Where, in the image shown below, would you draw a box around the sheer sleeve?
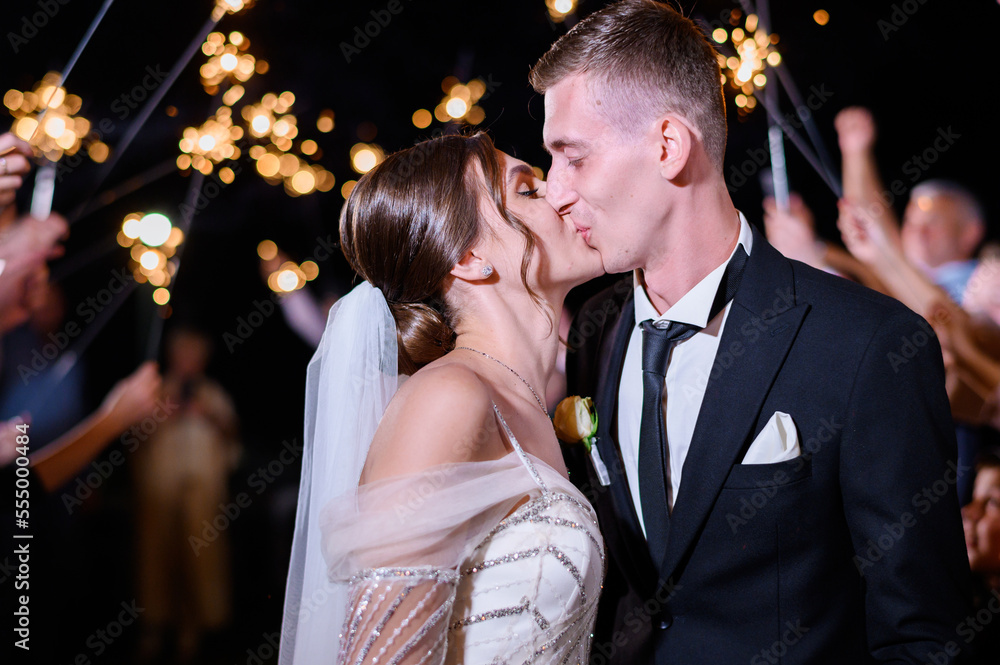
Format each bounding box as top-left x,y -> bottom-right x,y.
321,454 -> 541,665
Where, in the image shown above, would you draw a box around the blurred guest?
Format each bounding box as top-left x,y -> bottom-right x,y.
962,454 -> 1000,655
963,244 -> 1000,329
835,107 -> 985,302
0,361 -> 161,665
902,180 -> 986,303
132,326 -> 240,664
2,361 -> 163,486
0,282 -> 87,446
835,107 -> 997,501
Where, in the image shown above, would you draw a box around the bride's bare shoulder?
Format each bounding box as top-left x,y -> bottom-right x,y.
363,362 -> 501,482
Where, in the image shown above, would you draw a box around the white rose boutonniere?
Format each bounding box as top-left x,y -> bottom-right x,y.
554,396 -> 611,486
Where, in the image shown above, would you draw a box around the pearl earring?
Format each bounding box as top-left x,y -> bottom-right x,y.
481,265 -> 494,278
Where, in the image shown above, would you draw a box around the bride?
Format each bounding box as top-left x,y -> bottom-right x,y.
278,132 -> 607,664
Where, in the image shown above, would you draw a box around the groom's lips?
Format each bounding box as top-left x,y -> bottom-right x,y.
573,223 -> 591,243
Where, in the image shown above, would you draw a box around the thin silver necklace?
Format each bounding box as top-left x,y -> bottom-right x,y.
456,346 -> 549,418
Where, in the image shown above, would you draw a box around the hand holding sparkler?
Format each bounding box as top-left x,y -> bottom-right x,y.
763,193 -> 825,269
0,133 -> 33,210
97,360 -> 163,432
0,212 -> 68,333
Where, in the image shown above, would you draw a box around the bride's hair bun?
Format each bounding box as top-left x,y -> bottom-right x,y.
387,301 -> 455,376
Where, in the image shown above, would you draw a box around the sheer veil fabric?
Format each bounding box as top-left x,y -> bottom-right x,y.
279,282 -> 604,664
279,282 -> 399,664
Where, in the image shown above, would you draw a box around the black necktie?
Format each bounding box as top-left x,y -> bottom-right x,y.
637,244 -> 749,561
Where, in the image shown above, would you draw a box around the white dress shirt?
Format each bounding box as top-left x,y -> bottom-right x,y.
617,212 -> 754,537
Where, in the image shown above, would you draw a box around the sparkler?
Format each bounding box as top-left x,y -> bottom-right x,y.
74,0 -> 253,223
418,77 -> 490,126
5,73 -> 109,220
708,4 -> 842,204
178,106 -> 244,175
200,31 -> 262,98
711,10 -> 780,118
258,240 -> 319,294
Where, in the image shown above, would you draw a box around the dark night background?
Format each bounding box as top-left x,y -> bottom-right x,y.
1,0 -> 997,662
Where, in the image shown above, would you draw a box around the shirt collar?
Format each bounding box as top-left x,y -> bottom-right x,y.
633,211 -> 754,328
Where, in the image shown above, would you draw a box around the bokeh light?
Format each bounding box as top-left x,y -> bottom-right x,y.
350,143 -> 384,174
4,72 -> 103,162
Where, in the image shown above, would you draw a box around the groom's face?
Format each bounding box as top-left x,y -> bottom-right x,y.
542,73 -> 663,274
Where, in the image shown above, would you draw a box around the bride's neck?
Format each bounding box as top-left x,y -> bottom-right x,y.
452,293 -> 561,398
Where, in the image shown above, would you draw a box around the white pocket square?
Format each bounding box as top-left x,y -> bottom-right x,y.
741,411 -> 800,464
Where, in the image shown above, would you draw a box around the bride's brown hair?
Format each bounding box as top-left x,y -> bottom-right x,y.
340,132 -> 539,375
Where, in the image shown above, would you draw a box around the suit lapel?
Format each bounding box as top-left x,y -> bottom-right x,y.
658,229 -> 809,582
593,291 -> 660,590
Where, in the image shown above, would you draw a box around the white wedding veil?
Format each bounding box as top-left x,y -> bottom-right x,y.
278,281 -> 399,664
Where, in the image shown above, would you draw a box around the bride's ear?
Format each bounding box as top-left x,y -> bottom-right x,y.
450,250 -> 495,282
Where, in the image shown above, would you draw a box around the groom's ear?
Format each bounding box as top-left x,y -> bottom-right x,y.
656,115 -> 693,181
450,250 -> 493,283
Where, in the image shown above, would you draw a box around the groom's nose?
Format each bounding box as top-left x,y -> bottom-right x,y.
544,167 -> 578,215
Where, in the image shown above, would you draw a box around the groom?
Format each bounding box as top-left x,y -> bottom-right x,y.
532,1 -> 975,663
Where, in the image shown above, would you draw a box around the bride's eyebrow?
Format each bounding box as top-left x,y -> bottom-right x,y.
506,164 -> 535,187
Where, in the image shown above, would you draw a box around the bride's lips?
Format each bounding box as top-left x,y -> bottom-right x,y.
573,222 -> 592,244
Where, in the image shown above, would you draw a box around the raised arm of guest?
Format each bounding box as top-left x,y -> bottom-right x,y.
835,106 -> 902,241
839,202 -> 1000,421
29,361 -> 162,491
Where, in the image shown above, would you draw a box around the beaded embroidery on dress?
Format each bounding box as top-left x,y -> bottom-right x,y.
326,404 -> 605,665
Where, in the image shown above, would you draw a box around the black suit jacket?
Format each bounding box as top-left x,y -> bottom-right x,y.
565,227 -> 976,664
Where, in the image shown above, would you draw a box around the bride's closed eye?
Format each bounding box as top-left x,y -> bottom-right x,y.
517,187 -> 540,198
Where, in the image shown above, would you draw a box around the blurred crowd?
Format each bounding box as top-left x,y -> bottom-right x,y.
1,99 -> 999,661
761,107 -> 1000,643
0,132 -> 245,663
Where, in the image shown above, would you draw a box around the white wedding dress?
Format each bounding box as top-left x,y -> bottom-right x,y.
325,404 -> 606,665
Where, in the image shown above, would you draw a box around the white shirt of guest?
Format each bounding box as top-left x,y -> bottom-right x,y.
617,212 -> 754,537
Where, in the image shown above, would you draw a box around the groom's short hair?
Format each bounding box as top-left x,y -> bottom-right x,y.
530,0 -> 727,169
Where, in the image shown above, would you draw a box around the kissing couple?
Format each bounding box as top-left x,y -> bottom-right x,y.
279,1 -> 974,663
